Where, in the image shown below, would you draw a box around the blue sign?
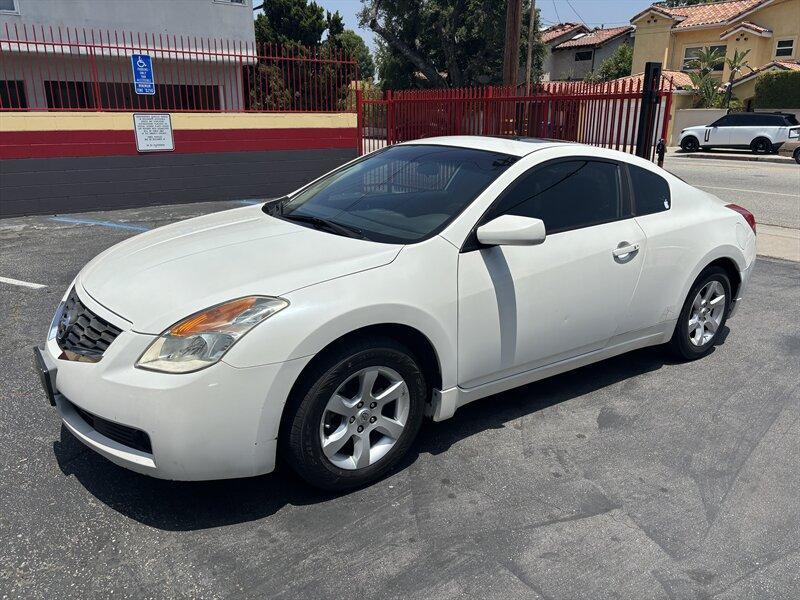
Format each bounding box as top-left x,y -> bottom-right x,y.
131,54 -> 155,95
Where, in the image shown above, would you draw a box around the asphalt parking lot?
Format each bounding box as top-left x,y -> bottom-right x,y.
1,201 -> 799,600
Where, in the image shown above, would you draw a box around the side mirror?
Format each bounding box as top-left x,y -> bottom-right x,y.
476,215 -> 546,247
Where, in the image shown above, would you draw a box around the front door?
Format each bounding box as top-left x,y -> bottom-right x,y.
457,159 -> 646,389
704,115 -> 732,147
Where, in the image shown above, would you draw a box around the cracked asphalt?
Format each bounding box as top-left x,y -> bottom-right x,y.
1,201 -> 799,599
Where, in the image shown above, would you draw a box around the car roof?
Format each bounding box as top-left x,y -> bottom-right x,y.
396,135 -> 568,157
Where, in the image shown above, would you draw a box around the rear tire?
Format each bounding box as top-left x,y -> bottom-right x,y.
793,148 -> 800,165
281,336 -> 426,491
681,136 -> 700,152
750,137 -> 771,154
669,266 -> 732,361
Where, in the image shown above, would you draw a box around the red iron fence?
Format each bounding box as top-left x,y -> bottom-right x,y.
0,23 -> 359,112
357,78 -> 674,161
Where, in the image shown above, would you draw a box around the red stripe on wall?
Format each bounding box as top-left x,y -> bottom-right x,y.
0,128 -> 357,159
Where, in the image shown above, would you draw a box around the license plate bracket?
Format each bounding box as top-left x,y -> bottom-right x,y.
33,345 -> 58,406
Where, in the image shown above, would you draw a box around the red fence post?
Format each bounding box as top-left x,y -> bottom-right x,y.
483,86 -> 493,136
355,87 -> 363,155
386,89 -> 394,146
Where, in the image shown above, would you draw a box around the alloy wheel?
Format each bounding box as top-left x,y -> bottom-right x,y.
319,366 -> 410,470
688,280 -> 726,347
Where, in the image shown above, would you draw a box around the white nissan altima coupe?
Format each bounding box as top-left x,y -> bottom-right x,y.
35,137 -> 757,490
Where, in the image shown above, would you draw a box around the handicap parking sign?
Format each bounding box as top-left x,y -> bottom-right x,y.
131,54 -> 155,95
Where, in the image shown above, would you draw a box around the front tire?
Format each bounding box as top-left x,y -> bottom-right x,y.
281,336 -> 426,491
669,266 -> 732,361
793,148 -> 800,165
681,136 -> 700,152
750,137 -> 772,154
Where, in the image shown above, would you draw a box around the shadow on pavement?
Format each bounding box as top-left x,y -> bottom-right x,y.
53,340 -> 724,532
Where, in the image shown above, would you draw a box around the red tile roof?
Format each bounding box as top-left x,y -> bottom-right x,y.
730,60 -> 800,85
720,20 -> 773,38
612,70 -> 696,91
632,0 -> 770,30
541,22 -> 588,44
554,26 -> 634,49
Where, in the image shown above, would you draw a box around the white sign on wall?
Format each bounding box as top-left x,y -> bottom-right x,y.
133,113 -> 174,152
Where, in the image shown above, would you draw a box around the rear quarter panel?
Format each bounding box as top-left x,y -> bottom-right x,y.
630,176 -> 752,329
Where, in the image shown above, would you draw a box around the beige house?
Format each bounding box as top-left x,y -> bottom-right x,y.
630,0 -> 800,83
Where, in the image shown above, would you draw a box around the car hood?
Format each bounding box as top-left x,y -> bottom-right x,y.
77,205 -> 401,333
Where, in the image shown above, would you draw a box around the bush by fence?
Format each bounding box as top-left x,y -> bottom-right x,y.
754,71 -> 800,109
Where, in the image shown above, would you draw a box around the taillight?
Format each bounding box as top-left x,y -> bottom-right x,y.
726,204 -> 756,234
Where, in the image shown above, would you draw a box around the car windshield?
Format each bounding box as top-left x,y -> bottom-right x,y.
786,114 -> 799,126
272,144 -> 518,244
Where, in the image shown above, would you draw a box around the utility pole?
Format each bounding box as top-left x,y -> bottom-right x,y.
503,0 -> 523,86
525,0 -> 537,92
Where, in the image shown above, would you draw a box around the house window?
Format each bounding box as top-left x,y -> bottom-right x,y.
775,39 -> 795,58
0,80 -> 27,109
575,50 -> 593,62
683,45 -> 726,71
0,0 -> 19,13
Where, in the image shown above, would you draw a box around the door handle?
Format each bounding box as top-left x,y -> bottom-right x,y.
612,243 -> 639,258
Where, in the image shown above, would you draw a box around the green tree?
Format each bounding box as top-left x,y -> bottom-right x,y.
686,46 -> 725,108
254,0 -> 326,47
586,43 -> 633,82
361,0 -> 545,89
722,48 -> 751,108
333,30 -> 376,80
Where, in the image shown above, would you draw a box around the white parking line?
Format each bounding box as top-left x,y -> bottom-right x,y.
695,185 -> 799,198
0,276 -> 47,289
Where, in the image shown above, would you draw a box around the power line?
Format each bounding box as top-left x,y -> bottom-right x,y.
551,0 -> 561,23
565,0 -> 587,25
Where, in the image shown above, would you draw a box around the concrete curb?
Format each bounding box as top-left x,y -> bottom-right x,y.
757,224 -> 800,262
668,152 -> 795,165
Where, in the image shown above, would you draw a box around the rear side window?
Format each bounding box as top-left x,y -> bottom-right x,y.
629,164 -> 671,215
492,160 -> 623,233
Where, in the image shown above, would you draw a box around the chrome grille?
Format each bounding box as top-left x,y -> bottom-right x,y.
56,288 -> 122,360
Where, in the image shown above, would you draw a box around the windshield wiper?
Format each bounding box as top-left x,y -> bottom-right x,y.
282,213 -> 366,239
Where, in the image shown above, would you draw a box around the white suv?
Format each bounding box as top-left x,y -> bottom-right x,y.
679,112 -> 800,154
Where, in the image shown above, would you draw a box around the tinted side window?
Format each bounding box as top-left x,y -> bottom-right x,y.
629,164 -> 671,215
711,115 -> 732,127
493,160 -> 622,233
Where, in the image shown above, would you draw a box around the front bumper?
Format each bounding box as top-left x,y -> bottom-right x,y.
37,318 -> 311,480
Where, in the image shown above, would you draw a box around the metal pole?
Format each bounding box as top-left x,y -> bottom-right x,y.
634,61 -> 662,159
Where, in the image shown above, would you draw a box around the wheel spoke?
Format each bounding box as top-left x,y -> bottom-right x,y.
326,393 -> 355,417
692,293 -> 703,312
375,416 -> 404,440
373,380 -> 406,405
352,435 -> 371,468
322,427 -> 351,458
359,369 -> 379,401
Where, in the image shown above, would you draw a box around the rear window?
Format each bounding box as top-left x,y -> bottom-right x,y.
784,114 -> 799,126
628,164 -> 671,215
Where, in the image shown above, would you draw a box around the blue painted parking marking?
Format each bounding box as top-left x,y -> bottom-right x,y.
49,217 -> 150,232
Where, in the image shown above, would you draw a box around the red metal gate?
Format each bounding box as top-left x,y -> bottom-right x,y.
357,78 -> 674,162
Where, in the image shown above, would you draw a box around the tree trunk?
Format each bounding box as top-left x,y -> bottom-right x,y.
366,2 -> 448,87
503,0 -> 523,86
525,0 -> 536,92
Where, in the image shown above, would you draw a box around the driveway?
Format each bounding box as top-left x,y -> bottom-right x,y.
1,202 -> 799,599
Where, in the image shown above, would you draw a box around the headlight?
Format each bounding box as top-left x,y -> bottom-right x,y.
48,301 -> 66,340
136,296 -> 288,373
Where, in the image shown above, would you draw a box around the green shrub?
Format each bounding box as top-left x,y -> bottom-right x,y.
754,70 -> 800,109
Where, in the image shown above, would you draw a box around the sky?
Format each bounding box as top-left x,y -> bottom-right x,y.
310,0 -> 659,52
